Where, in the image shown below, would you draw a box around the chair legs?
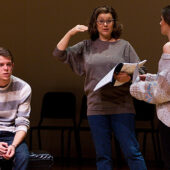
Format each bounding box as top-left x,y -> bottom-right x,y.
142,132 -> 147,157
36,128 -> 73,164
67,130 -> 71,157
29,127 -> 88,165
142,131 -> 158,160
62,128 -> 80,165
136,129 -> 161,162
61,129 -> 64,164
151,131 -> 158,161
29,128 -> 33,150
156,131 -> 162,161
67,129 -> 71,164
29,127 -> 40,150
38,128 -> 42,150
74,128 -> 83,164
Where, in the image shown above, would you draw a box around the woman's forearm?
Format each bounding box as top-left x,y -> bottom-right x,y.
57,30 -> 72,50
57,25 -> 88,51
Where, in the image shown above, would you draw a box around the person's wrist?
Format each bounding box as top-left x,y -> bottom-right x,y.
11,144 -> 16,149
68,29 -> 76,37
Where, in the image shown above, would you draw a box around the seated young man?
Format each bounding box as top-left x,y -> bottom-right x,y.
0,47 -> 31,170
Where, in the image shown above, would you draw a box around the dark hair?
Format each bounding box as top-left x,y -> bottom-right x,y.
161,5 -> 170,25
88,5 -> 123,41
0,47 -> 14,63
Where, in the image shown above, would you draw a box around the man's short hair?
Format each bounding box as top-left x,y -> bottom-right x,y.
0,47 -> 14,63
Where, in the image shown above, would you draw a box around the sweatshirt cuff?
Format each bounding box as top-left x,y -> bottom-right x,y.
15,125 -> 28,133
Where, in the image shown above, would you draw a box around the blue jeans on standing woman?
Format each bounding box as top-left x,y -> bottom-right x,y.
88,113 -> 147,170
0,131 -> 29,170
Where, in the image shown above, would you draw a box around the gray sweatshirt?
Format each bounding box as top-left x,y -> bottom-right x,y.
53,39 -> 140,115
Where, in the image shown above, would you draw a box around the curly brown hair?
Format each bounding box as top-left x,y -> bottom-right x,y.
88,5 -> 123,41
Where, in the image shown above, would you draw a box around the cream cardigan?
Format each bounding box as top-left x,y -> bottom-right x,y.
130,53 -> 170,127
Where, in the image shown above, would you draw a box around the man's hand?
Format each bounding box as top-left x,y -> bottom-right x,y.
0,142 -> 8,156
2,131 -> 26,160
3,145 -> 15,160
114,72 -> 131,83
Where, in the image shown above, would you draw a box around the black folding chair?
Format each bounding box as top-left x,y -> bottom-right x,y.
29,92 -> 79,162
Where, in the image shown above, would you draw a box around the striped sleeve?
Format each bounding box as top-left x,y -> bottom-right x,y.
15,83 -> 32,133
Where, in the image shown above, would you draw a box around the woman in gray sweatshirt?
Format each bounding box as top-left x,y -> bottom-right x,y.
53,5 -> 147,170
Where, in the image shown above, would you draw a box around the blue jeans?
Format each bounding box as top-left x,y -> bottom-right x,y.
88,114 -> 147,170
0,131 -> 29,170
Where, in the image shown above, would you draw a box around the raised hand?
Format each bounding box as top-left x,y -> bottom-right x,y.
57,25 -> 88,50
68,25 -> 88,36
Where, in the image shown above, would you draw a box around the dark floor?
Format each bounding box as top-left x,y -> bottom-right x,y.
51,158 -> 165,170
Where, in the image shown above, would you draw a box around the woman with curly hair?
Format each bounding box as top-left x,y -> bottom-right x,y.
53,5 -> 147,170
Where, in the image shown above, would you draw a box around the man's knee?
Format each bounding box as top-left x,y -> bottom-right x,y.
15,151 -> 29,162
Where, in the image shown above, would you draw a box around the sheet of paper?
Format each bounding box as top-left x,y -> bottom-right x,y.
121,60 -> 147,74
132,64 -> 140,83
93,60 -> 147,91
93,66 -> 116,91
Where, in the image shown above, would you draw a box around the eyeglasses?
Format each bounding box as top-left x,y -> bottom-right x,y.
96,19 -> 114,25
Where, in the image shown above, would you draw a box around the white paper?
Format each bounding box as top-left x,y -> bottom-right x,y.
93,60 -> 147,91
93,66 -> 116,91
121,60 -> 147,74
132,64 -> 140,83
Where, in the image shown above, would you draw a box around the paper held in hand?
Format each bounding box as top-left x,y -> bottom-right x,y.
93,60 -> 147,91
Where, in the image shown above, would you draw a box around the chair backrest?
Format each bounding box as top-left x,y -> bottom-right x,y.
133,97 -> 156,121
78,95 -> 88,127
80,95 -> 87,119
40,92 -> 76,120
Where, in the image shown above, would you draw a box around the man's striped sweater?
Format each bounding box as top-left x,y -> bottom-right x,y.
0,75 -> 31,133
